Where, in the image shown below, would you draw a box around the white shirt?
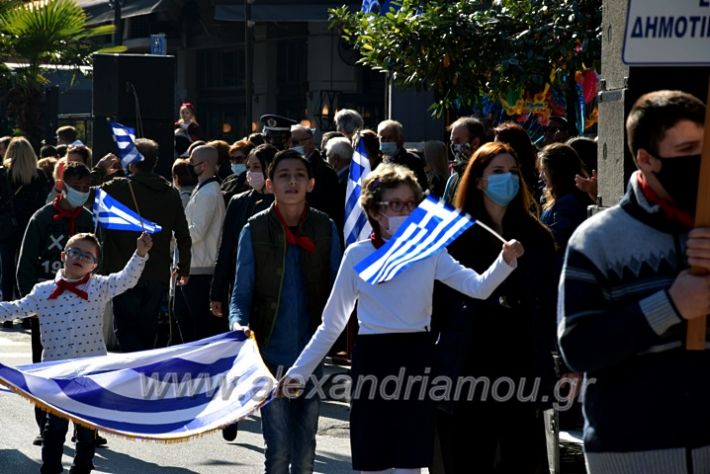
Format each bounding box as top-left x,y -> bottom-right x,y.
185,179 -> 226,274
286,239 -> 516,380
0,252 -> 147,362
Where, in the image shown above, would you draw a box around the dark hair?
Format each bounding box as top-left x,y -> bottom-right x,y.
268,149 -> 313,180
39,144 -> 57,158
62,161 -> 91,182
187,140 -> 206,157
249,144 -> 278,172
494,122 -> 538,195
359,129 -> 382,170
56,125 -> 78,144
248,132 -> 266,146
454,142 -> 535,227
320,131 -> 344,151
67,145 -> 91,165
171,158 -> 198,187
626,90 -> 705,157
537,143 -> 588,210
566,136 -> 597,173
133,138 -> 159,171
55,144 -> 67,157
448,116 -> 487,144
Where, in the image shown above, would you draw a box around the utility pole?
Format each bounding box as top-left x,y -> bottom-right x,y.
244,0 -> 254,136
109,0 -> 124,46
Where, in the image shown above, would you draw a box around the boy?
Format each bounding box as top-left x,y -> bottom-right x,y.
16,161 -> 94,446
558,90 -> 710,472
229,149 -> 341,473
0,231 -> 152,474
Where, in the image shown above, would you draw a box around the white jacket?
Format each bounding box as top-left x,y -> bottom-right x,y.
184,179 -> 225,274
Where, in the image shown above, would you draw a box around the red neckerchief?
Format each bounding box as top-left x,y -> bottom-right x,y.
370,231 -> 385,249
273,204 -> 315,254
48,272 -> 90,301
637,173 -> 694,229
52,194 -> 83,235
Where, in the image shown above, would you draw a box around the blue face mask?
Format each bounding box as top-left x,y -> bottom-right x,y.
63,183 -> 89,209
290,146 -> 305,156
231,163 -> 246,175
379,142 -> 398,156
484,172 -> 520,206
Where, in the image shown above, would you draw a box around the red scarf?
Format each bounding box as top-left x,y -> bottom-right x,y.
48,272 -> 90,300
369,231 -> 385,249
52,194 -> 83,235
273,205 -> 315,254
637,173 -> 694,229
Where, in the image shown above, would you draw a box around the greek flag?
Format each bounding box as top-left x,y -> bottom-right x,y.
361,0 -> 400,14
0,332 -> 275,441
110,121 -> 144,169
354,196 -> 475,284
344,138 -> 372,247
93,188 -> 163,234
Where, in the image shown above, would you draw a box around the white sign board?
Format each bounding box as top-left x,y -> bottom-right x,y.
623,0 -> 710,65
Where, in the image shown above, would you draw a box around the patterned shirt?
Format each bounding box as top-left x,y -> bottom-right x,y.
0,252 -> 147,361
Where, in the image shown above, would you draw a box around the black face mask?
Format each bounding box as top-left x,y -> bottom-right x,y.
652,153 -> 701,214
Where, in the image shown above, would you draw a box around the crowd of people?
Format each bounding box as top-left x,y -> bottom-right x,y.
0,89 -> 708,474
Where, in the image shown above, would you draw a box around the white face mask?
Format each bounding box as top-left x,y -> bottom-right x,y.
385,215 -> 408,235
246,170 -> 265,190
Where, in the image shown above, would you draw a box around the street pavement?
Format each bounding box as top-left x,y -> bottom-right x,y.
0,327 -> 355,473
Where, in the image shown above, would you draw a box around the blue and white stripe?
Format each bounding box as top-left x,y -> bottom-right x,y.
110,121 -> 144,169
0,332 -> 276,441
344,138 -> 372,247
93,188 -> 163,234
354,196 -> 475,284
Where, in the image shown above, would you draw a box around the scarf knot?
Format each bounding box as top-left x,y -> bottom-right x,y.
48,272 -> 90,301
637,173 -> 694,229
369,231 -> 386,249
273,205 -> 315,254
52,194 -> 83,235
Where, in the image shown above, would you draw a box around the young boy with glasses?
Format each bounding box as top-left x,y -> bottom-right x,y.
0,231 -> 152,474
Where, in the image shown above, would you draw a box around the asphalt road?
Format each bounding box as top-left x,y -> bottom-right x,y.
0,327 -> 354,473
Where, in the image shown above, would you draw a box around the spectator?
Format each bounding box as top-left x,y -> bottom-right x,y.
376,119 -> 429,191
0,136 -> 11,159
175,102 -> 203,142
359,129 -> 382,171
208,139 -> 233,182
494,121 -> 541,206
248,132 -> 266,147
171,158 -> 198,208
443,116 -> 487,203
542,115 -> 572,146
261,114 -> 296,150
55,125 -> 78,146
334,108 -> 364,142
434,142 -> 557,473
97,138 -> 191,352
319,131 -> 344,152
422,140 -> 449,198
39,145 -> 58,159
325,137 -> 354,241
220,139 -> 255,204
567,136 -> 599,202
176,145 -> 226,342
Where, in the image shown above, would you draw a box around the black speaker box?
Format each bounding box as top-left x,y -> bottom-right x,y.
92,54 -> 176,178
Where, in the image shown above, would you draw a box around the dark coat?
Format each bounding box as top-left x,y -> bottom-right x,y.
306,150 -> 341,224
390,148 -> 429,192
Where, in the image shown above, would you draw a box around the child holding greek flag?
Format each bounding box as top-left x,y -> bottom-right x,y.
280,163 -> 523,473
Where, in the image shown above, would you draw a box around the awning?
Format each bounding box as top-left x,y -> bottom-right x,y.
214,1 -> 359,23
77,0 -> 170,26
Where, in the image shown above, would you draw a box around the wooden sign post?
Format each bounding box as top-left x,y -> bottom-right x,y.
623,0 -> 710,350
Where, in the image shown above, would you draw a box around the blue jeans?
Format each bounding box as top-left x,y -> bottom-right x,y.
261,365 -> 320,474
41,414 -> 95,473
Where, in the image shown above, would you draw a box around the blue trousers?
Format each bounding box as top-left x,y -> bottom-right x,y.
260,365 -> 320,474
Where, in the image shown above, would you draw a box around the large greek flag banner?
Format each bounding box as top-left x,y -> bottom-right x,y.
0,332 -> 275,441
93,188 -> 162,234
355,196 -> 474,284
343,138 -> 372,247
110,121 -> 144,169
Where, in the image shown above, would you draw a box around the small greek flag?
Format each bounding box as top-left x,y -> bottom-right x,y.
354,196 -> 475,284
344,138 -> 372,247
94,188 -> 162,234
110,121 -> 144,169
0,332 -> 275,441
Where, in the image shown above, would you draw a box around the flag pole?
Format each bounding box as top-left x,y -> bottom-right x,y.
126,180 -> 146,233
473,220 -> 507,245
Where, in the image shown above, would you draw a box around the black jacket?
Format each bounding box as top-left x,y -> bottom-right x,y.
390,148 -> 429,192
306,150 -> 341,224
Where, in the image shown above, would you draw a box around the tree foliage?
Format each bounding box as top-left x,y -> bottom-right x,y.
330,0 -> 602,117
0,0 -> 123,144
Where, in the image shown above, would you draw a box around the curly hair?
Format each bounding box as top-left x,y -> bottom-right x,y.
360,163 -> 423,236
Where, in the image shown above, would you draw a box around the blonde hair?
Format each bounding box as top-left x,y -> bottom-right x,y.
3,137 -> 38,185
360,163 -> 423,235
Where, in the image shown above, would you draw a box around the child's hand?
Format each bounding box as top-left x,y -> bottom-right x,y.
502,239 -> 524,265
136,232 -> 153,257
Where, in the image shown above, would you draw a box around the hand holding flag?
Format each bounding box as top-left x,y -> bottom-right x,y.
94,188 -> 162,234
354,195 -> 519,284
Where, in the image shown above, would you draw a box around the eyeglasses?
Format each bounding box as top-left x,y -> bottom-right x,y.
378,199 -> 418,213
65,247 -> 97,264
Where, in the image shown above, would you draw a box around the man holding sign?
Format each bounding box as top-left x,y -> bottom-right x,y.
558,90 -> 710,472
